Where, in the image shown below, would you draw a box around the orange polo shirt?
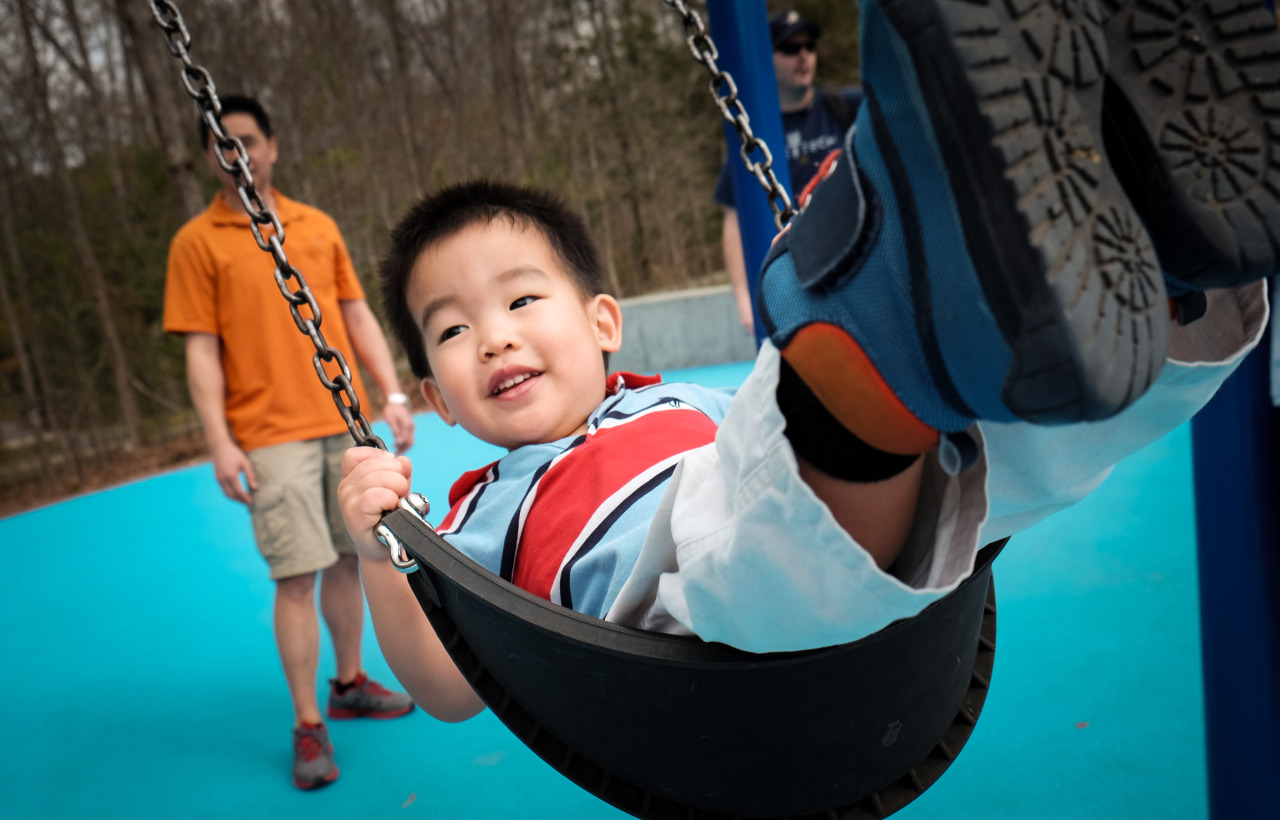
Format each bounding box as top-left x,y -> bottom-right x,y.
163,191 -> 370,452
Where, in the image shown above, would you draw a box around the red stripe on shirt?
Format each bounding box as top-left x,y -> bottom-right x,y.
440,462 -> 498,534
511,408 -> 717,600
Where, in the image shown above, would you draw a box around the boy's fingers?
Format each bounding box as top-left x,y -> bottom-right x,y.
362,485 -> 406,517
342,444 -> 386,475
342,452 -> 412,503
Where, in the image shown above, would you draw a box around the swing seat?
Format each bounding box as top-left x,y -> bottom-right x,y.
385,509 -> 1002,820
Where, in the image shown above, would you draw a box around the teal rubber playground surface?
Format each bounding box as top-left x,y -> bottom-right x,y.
0,360 -> 1209,819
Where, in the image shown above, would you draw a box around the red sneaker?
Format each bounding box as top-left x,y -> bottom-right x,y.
327,672 -> 415,720
292,723 -> 339,790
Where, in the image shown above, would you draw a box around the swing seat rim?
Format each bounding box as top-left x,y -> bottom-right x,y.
386,509 -> 1002,819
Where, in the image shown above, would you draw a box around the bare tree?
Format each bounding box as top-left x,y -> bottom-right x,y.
0,153 -> 81,478
0,240 -> 38,434
0,0 -> 861,512
113,0 -> 205,219
18,0 -> 141,451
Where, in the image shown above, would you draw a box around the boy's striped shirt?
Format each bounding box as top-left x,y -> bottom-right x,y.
437,373 -> 735,618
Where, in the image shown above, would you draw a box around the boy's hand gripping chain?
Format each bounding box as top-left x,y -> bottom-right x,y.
149,0 -> 428,572
375,494 -> 432,572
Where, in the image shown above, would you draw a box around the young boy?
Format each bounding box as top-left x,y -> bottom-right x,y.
340,1 -> 1275,723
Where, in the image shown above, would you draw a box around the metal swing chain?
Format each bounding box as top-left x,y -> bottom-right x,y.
150,0 -> 428,571
149,0 -> 385,453
662,0 -> 795,230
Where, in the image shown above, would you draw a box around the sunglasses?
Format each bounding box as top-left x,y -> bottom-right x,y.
775,40 -> 816,56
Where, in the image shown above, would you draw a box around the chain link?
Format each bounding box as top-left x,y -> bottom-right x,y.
663,0 -> 795,230
149,0 -> 386,451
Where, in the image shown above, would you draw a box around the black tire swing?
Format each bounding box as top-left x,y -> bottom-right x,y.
392,507 -> 1003,820
150,1 -> 1005,816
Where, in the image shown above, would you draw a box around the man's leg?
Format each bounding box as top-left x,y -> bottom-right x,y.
319,433 -> 414,721
319,553 -> 363,685
248,439 -> 343,789
274,571 -> 324,725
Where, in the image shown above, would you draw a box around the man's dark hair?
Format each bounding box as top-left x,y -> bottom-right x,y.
381,180 -> 608,379
198,95 -> 274,149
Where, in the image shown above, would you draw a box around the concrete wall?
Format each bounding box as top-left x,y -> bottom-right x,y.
609,284 -> 758,374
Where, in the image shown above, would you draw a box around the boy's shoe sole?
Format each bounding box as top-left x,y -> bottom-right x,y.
1101,0 -> 1280,289
875,0 -> 1169,424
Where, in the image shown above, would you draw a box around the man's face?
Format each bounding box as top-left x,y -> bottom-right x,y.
407,219 -> 623,450
205,112 -> 278,196
773,35 -> 817,96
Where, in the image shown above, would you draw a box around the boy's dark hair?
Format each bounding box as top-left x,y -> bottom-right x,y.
381,180 -> 608,380
198,95 -> 274,149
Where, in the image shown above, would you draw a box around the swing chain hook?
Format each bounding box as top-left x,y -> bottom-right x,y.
148,0 -> 386,453
375,494 -> 431,573
663,0 -> 795,230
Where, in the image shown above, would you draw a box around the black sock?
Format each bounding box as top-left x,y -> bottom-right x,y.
334,678 -> 357,695
776,357 -> 921,482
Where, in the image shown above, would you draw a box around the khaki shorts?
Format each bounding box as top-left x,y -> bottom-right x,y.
246,434 -> 357,580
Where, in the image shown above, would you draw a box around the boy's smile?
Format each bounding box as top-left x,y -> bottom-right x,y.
407,219 -> 622,450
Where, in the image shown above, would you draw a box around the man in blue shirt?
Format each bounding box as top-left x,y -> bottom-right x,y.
716,10 -> 863,334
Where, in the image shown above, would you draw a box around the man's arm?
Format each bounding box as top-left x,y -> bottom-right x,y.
339,446 -> 484,721
184,332 -> 257,504
339,299 -> 415,454
721,209 -> 754,335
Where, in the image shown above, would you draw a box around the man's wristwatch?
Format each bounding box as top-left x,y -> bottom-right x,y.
386,392 -> 409,406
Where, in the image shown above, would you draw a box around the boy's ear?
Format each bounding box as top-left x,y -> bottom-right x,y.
419,378 -> 456,426
591,294 -> 624,354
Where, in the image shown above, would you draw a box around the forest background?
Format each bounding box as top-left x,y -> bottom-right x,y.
0,0 -> 861,516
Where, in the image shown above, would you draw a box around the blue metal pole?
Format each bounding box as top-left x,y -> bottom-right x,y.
705,0 -> 792,346
1189,10 -> 1280,819
1191,327 -> 1280,819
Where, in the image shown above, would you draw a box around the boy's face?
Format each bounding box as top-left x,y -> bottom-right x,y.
407,220 -> 623,450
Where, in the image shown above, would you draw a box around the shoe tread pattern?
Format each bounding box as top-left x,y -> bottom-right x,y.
891,0 -> 1168,422
1102,0 -> 1280,287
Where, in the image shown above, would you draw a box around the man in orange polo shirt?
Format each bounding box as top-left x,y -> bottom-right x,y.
164,96 -> 416,790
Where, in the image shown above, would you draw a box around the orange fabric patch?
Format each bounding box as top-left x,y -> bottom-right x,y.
782,323 -> 939,455
796,148 -> 842,210
163,192 -> 369,452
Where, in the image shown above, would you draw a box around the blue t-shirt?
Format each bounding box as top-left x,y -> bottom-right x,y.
437,373 -> 737,619
714,87 -> 864,208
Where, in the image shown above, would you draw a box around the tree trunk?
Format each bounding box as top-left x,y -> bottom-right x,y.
62,0 -> 135,224
112,0 -> 206,220
0,169 -> 80,477
19,0 -> 142,452
0,239 -> 39,433
587,0 -> 654,288
373,0 -> 425,196
484,0 -> 530,175
584,125 -> 624,296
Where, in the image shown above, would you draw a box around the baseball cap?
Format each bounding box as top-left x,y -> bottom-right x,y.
770,10 -> 821,48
